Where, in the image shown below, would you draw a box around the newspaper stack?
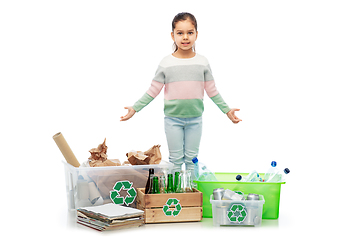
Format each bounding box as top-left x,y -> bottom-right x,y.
77,203 -> 144,231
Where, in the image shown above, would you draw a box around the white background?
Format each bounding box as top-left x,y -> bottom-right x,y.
1,0 -> 359,238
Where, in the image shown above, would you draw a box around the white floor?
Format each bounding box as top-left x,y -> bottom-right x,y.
63,209 -> 285,236
6,176 -> 354,239
50,190 -> 346,239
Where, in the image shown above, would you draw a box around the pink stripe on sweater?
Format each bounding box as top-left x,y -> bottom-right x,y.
146,80 -> 164,98
164,81 -> 205,100
204,80 -> 219,98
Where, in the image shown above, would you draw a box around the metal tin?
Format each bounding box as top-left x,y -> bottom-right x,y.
223,189 -> 244,201
243,194 -> 260,225
246,193 -> 260,200
216,203 -> 230,225
213,188 -> 225,200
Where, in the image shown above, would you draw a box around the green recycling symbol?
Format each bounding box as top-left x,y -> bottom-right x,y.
110,180 -> 136,206
162,198 -> 182,217
227,203 -> 247,223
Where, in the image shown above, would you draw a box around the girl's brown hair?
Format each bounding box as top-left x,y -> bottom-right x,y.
172,12 -> 197,53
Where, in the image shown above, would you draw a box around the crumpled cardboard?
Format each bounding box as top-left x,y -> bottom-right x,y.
88,159 -> 122,167
84,141 -> 161,208
126,145 -> 162,165
88,138 -> 121,167
84,139 -> 147,207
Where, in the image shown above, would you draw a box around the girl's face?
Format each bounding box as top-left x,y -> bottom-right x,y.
171,19 -> 198,54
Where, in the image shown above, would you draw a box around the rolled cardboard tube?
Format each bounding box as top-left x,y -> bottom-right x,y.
53,132 -> 80,167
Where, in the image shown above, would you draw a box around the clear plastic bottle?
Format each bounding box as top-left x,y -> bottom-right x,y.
264,161 -> 279,182
243,170 -> 261,182
266,168 -> 290,182
192,157 -> 218,181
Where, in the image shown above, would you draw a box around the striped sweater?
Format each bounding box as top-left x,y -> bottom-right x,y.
133,54 -> 231,118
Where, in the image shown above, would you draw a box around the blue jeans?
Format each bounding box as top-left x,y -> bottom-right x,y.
164,116 -> 202,172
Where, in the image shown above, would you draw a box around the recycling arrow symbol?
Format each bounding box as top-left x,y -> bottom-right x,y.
110,180 -> 136,206
227,203 -> 247,223
162,198 -> 182,217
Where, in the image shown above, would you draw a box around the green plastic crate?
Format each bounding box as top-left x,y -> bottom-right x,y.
194,172 -> 285,219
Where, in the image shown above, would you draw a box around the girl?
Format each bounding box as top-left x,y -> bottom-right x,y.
120,12 -> 241,173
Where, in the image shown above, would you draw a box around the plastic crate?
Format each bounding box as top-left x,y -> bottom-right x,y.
210,194 -> 265,227
63,161 -> 173,210
194,172 -> 285,219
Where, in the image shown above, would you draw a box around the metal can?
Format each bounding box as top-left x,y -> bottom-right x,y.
213,188 -> 225,200
223,189 -> 244,200
243,193 -> 260,225
246,193 -> 260,200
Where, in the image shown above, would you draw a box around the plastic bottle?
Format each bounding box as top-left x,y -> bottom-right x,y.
266,168 -> 290,182
264,161 -> 279,182
192,157 -> 218,181
243,170 -> 261,182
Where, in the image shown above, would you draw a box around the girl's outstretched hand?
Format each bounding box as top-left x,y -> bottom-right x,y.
120,106 -> 136,121
226,108 -> 242,124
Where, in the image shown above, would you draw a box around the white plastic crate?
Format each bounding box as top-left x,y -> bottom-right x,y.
210,194 -> 265,227
63,161 -> 173,210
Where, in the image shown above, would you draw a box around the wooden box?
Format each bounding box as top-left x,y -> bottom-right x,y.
136,188 -> 203,223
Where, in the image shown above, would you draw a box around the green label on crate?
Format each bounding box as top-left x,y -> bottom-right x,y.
110,180 -> 136,206
227,203 -> 247,223
163,198 -> 182,217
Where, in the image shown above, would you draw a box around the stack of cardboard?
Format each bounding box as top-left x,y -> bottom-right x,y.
77,203 -> 144,231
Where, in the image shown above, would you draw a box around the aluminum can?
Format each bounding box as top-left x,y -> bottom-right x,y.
213,188 -> 225,200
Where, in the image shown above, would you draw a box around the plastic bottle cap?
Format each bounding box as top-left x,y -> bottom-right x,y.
271,161 -> 277,167
236,175 -> 242,181
192,157 -> 198,164
284,168 -> 290,174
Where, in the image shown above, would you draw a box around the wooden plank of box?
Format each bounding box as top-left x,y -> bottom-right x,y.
136,188 -> 203,223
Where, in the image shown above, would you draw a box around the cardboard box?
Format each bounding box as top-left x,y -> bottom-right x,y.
136,188 -> 203,223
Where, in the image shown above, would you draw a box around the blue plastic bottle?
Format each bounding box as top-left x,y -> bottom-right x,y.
192,157 -> 218,181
